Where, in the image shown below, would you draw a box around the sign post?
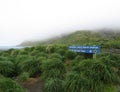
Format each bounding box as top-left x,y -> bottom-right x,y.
68,45 -> 100,59
93,53 -> 97,59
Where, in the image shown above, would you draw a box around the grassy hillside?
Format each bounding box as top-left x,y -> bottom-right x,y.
20,30 -> 120,48
0,30 -> 120,92
0,43 -> 120,92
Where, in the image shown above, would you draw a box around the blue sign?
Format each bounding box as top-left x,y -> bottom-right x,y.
69,46 -> 100,54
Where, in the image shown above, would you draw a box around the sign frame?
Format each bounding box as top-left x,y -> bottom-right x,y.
69,46 -> 100,54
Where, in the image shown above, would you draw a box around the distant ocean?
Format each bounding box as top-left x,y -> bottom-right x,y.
0,46 -> 27,50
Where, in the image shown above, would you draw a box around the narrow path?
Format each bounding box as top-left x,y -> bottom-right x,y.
20,78 -> 43,92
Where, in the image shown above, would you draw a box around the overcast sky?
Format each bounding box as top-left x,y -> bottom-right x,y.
0,0 -> 120,46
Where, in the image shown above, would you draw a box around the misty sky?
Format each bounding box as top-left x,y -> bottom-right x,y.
0,0 -> 120,46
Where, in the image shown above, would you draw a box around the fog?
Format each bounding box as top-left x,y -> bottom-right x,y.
0,0 -> 120,46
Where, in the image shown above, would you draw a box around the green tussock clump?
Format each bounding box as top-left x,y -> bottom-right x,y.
41,58 -> 65,92
0,61 -> 14,77
44,78 -> 63,92
18,72 -> 30,82
64,59 -> 120,92
41,58 -> 65,80
0,77 -> 27,92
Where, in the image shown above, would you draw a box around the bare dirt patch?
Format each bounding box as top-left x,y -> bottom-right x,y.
20,77 -> 43,92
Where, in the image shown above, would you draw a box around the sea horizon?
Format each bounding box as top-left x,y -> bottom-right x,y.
0,46 -> 30,50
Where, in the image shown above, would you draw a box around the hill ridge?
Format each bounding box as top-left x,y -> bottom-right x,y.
20,30 -> 120,48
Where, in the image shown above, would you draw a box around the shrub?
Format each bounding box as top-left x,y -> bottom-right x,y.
0,56 -> 8,61
0,77 -> 27,92
48,53 -> 63,60
42,58 -> 65,92
11,60 -> 22,77
41,58 -> 65,72
0,61 -> 14,77
64,59 -> 120,92
42,69 -> 62,80
34,45 -> 46,52
56,49 -> 66,56
65,51 -> 77,60
18,72 -> 30,82
30,50 -> 40,56
64,72 -> 88,92
44,78 -> 63,92
22,58 -> 42,77
35,52 -> 47,58
70,55 -> 85,67
41,58 -> 65,80
18,49 -> 28,55
46,45 -> 55,54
